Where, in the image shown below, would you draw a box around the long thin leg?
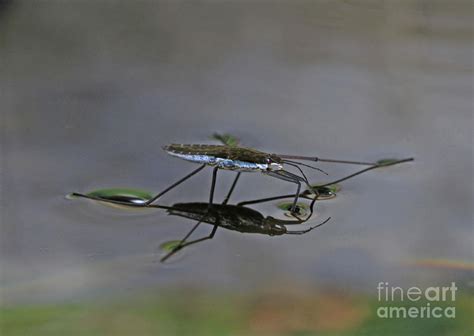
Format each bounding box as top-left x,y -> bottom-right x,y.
223,172 -> 241,205
160,167 -> 219,262
272,169 -> 321,214
238,158 -> 414,207
178,171 -> 240,239
265,169 -> 303,214
238,193 -> 305,207
316,157 -> 414,187
281,169 -> 321,221
70,164 -> 206,208
169,167 -> 218,244
160,171 -> 243,262
279,166 -> 321,200
145,164 -> 206,205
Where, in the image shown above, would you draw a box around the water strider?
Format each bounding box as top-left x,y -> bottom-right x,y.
159,143 -> 388,214
70,142 -> 413,262
76,141 -> 402,214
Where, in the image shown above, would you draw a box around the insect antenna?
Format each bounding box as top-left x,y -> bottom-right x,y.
282,161 -> 311,186
282,159 -> 328,175
278,155 -> 376,166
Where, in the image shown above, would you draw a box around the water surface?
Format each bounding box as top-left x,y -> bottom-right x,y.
1,1 -> 472,334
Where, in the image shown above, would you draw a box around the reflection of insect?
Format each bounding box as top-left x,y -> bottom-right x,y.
158,200 -> 329,261
166,202 -> 322,236
73,172 -> 329,262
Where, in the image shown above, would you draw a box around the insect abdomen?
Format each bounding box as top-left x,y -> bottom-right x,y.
163,144 -> 270,172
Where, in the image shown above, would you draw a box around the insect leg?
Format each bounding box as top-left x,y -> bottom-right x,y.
265,170 -> 303,214
223,172 -> 241,205
145,164 -> 206,206
238,158 -> 414,206
71,164 -> 207,208
161,167 -> 218,259
315,157 -> 414,188
237,193 -> 301,207
273,169 -> 321,212
279,169 -> 319,196
160,167 -> 219,262
160,171 -> 242,262
238,169 -> 312,207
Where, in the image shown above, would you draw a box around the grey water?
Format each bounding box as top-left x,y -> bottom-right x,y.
1,0 -> 472,304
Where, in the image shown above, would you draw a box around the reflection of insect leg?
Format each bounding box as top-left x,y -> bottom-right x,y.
263,187 -> 330,233
71,164 -> 206,207
161,167 -> 233,262
284,217 -> 331,234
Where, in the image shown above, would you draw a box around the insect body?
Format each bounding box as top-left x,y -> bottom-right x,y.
163,144 -> 283,172
160,143 -> 413,222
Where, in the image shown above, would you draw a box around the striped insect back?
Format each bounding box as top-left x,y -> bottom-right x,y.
163,144 -> 283,172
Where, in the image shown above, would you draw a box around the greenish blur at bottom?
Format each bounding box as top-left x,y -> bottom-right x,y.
1,290 -> 472,336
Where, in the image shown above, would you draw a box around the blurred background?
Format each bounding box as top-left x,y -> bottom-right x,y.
1,0 -> 472,335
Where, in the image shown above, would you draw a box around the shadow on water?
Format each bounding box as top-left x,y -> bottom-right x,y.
69,188 -> 325,263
